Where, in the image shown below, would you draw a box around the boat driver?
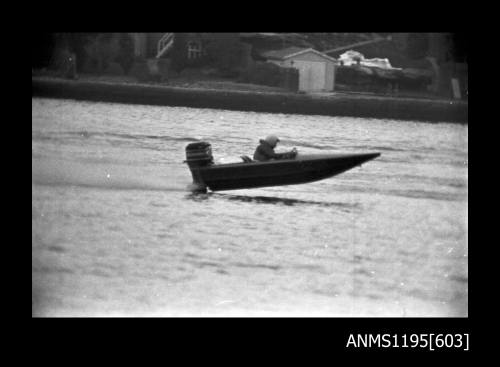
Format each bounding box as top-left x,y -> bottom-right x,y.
253,135 -> 297,161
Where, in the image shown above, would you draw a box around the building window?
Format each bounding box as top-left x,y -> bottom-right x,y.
187,41 -> 202,59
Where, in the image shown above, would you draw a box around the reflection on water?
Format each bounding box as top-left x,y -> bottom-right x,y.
32,98 -> 468,317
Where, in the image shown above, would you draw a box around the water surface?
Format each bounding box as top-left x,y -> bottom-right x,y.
32,98 -> 468,316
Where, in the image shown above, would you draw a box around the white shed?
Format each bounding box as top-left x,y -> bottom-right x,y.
262,47 -> 338,92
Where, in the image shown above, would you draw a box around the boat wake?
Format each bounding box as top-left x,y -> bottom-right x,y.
32,158 -> 187,192
32,130 -> 200,144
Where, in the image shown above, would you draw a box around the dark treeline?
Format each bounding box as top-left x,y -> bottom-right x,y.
33,33 -> 89,70
32,33 -> 135,75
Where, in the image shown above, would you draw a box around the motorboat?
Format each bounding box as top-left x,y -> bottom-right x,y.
185,142 -> 380,192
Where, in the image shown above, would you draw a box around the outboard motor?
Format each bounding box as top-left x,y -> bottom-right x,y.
185,142 -> 214,192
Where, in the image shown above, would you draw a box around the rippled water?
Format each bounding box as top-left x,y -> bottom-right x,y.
32,98 -> 468,317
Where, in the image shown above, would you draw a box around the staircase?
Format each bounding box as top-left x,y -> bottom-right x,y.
156,33 -> 174,58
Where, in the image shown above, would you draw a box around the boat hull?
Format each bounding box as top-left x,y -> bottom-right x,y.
191,153 -> 380,191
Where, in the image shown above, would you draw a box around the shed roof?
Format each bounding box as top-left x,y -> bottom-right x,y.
261,47 -> 337,62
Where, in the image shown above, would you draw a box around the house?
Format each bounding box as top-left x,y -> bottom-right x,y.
261,47 -> 338,92
130,33 -> 243,60
129,33 -> 254,75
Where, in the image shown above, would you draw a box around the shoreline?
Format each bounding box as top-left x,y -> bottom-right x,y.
32,77 -> 468,124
